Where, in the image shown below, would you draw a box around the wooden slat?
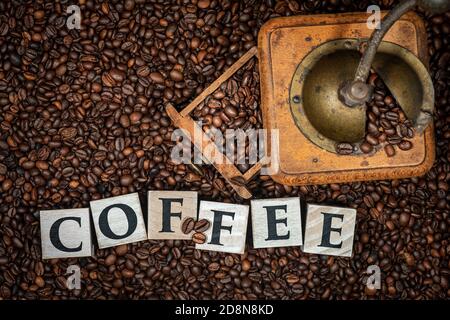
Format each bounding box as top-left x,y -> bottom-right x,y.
167,104 -> 252,199
180,47 -> 258,117
242,156 -> 269,182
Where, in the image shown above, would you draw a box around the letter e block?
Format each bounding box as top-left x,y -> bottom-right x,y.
303,204 -> 356,257
251,197 -> 302,248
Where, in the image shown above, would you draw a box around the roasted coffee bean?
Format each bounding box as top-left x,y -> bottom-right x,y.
192,232 -> 207,244
60,127 -> 77,140
367,122 -> 379,135
385,111 -> 399,122
384,144 -> 396,157
181,217 -> 195,234
150,72 -> 164,84
336,142 -> 353,155
406,127 -> 415,139
104,254 -> 116,266
2,179 -> 13,192
194,219 -> 211,232
396,123 -> 409,138
224,106 -> 238,118
360,142 -> 373,154
399,212 -> 410,227
387,135 -> 402,145
381,118 -> 392,129
230,176 -> 246,186
169,70 -> 183,82
365,134 -> 378,146
398,140 -> 413,151
120,175 -> 133,187
115,245 -> 128,256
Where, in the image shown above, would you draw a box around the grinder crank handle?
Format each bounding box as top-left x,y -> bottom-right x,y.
339,0 -> 450,108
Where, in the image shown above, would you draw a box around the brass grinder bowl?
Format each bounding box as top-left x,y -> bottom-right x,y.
289,39 -> 435,154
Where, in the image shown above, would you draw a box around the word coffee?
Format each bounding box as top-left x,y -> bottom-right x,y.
39,191 -> 356,259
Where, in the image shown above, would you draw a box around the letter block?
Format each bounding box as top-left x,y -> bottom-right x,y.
40,208 -> 93,259
303,204 -> 357,257
90,193 -> 147,249
195,201 -> 249,254
251,197 -> 302,248
147,191 -> 198,240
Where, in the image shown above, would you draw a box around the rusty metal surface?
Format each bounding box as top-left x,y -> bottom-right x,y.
258,11 -> 435,186
290,40 -> 367,152
290,38 -> 435,153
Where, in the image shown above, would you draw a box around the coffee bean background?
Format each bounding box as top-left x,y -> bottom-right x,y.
0,0 -> 449,300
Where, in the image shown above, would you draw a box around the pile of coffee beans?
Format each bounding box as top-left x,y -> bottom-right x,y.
181,217 -> 211,244
0,1 -> 448,300
336,72 -> 415,156
364,72 -> 416,156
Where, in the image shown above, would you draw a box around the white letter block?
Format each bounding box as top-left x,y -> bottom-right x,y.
303,204 -> 356,257
147,191 -> 198,240
251,197 -> 302,248
90,193 -> 147,249
40,208 -> 93,259
195,201 -> 249,254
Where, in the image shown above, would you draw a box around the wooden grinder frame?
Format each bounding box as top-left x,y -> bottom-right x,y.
166,47 -> 267,199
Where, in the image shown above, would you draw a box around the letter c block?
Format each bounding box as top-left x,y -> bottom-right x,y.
40,208 -> 93,259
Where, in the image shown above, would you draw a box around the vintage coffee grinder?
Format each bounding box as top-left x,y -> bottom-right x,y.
166,0 -> 450,199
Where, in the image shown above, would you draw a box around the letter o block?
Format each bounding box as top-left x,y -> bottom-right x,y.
90,193 -> 147,249
40,208 -> 93,259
